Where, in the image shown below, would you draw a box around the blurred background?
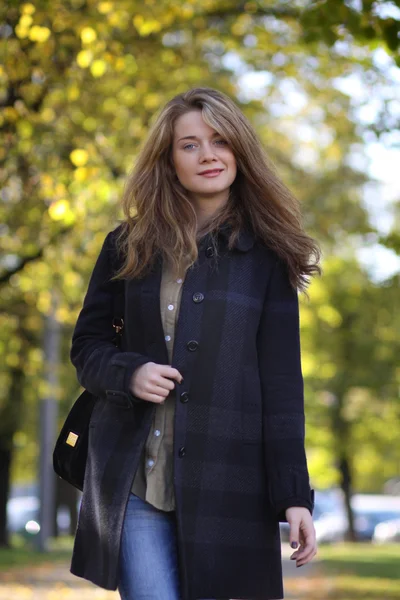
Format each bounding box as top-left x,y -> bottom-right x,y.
0,1 -> 399,599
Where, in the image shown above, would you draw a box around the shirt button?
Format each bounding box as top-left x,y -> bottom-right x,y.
168,304 -> 174,311
154,429 -> 161,437
187,340 -> 199,352
176,278 -> 183,284
192,292 -> 204,303
147,459 -> 155,467
178,446 -> 186,458
165,335 -> 171,342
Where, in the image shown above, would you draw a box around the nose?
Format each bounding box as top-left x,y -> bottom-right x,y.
199,142 -> 218,162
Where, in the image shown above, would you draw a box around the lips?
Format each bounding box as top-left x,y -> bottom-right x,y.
198,169 -> 224,176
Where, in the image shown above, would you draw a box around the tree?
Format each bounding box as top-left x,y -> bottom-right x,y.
1,0 -> 398,545
302,257 -> 400,538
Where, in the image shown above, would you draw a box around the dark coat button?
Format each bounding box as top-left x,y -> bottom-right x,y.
192,292 -> 204,303
180,392 -> 189,403
187,340 -> 199,352
205,246 -> 214,258
178,446 -> 186,458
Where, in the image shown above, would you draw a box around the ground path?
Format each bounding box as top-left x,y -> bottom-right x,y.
0,543 -> 318,599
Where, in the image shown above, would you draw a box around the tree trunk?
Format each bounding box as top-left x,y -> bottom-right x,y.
0,445 -> 11,547
339,454 -> 356,541
0,360 -> 26,547
331,391 -> 356,541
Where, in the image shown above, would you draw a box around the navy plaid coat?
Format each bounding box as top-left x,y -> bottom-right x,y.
69,224 -> 314,600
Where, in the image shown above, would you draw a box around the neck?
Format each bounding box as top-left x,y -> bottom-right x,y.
191,191 -> 229,231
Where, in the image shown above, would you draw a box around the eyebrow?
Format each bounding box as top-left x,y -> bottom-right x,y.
177,132 -> 221,142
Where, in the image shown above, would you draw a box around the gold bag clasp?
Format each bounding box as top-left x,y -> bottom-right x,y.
66,432 -> 79,447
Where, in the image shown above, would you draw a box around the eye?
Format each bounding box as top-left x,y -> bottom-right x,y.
215,139 -> 227,145
183,143 -> 196,150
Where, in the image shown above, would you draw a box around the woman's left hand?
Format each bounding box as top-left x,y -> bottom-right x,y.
285,506 -> 317,567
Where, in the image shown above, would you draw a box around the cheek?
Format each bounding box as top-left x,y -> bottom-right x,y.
173,153 -> 193,181
226,152 -> 237,177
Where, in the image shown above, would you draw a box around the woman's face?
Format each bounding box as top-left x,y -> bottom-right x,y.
171,110 -> 237,202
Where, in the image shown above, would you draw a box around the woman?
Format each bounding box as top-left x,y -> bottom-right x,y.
69,87 -> 320,600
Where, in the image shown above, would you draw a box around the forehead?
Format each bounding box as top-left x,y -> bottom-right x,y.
173,110 -> 217,139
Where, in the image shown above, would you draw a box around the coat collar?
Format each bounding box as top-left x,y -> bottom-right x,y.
215,221 -> 256,253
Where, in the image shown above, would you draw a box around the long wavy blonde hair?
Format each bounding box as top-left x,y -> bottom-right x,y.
113,87 -> 321,292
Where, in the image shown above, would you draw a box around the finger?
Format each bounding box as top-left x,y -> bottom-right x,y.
157,365 -> 183,382
156,377 -> 176,391
296,547 -> 317,567
296,537 -> 316,561
142,392 -> 168,404
296,543 -> 316,565
146,383 -> 171,398
288,519 -> 300,553
296,532 -> 317,565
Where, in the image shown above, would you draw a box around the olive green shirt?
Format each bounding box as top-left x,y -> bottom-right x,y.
130,261 -> 185,511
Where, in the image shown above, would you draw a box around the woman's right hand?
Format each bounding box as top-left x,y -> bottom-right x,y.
129,362 -> 183,404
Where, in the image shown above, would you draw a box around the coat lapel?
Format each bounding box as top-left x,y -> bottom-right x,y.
139,254 -> 169,365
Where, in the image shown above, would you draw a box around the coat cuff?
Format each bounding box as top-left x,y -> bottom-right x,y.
105,352 -> 152,405
275,489 -> 315,523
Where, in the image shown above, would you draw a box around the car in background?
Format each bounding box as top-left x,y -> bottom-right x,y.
373,518 -> 400,543
7,495 -> 72,537
7,496 -> 41,536
314,494 -> 400,544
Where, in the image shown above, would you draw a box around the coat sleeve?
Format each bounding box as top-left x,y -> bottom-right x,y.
257,255 -> 314,522
70,229 -> 152,404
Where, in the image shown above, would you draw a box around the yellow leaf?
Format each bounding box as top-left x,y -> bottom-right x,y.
55,183 -> 66,195
48,199 -> 70,220
17,120 -> 33,139
37,290 -> 52,313
70,149 -> 89,166
83,116 -> 97,131
21,2 -> 36,14
77,50 -> 93,68
74,167 -> 88,181
115,56 -> 126,71
308,277 -> 328,303
144,93 -> 161,109
90,59 -> 107,77
123,54 -> 138,75
317,305 -> 342,327
133,15 -> 162,36
133,15 -> 144,28
6,354 -> 19,368
301,354 -> 316,377
319,362 -> 337,378
15,25 -> 29,39
41,107 -> 55,123
19,14 -> 33,28
98,1 -> 113,13
29,25 -> 51,42
81,26 -> 97,44
181,6 -> 194,18
4,107 -> 18,122
67,84 -> 80,101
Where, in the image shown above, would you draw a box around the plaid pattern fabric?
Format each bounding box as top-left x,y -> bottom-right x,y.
69,225 -> 314,600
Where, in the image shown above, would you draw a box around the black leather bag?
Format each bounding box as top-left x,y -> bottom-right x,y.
53,281 -> 124,491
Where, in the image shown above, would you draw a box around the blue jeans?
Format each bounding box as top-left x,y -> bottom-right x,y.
118,492 -> 216,600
